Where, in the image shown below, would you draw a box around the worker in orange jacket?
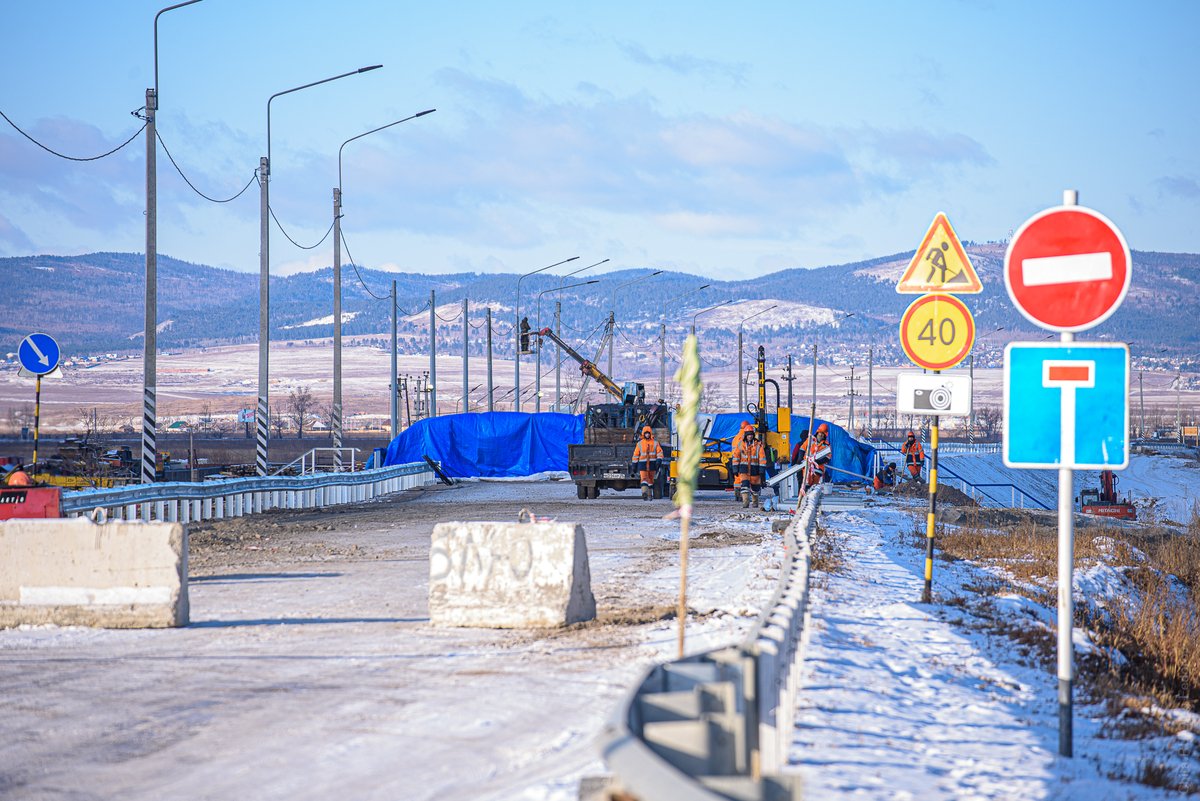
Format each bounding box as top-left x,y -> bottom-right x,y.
732,428 -> 767,507
902,430 -> 925,481
806,423 -> 832,487
631,425 -> 664,500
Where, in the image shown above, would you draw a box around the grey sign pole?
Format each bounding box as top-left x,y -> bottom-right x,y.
1058,189 -> 1079,758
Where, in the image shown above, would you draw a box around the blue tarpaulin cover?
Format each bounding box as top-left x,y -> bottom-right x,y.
703,413 -> 875,484
383,412 -> 584,478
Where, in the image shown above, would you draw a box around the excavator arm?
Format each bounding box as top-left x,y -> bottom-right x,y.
536,327 -> 625,401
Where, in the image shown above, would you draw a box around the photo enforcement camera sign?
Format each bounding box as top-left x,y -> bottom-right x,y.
896,371 -> 972,417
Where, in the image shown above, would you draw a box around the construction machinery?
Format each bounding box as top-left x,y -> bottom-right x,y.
536,327 -> 673,499
1079,470 -> 1137,520
670,345 -> 793,497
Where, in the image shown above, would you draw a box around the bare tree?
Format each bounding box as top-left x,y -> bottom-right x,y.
976,405 -> 1001,439
288,386 -> 315,440
270,402 -> 289,439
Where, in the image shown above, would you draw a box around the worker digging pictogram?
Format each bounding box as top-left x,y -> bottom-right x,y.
896,212 -> 983,294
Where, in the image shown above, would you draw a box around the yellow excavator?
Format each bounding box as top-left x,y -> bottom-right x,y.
670,344 -> 792,496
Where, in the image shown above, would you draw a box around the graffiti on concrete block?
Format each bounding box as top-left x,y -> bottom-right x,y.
430,527 -> 535,588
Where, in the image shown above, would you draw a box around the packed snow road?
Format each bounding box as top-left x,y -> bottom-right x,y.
0,479 -> 784,801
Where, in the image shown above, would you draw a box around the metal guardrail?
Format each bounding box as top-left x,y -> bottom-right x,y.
60,461 -> 435,523
596,486 -> 823,800
873,441 -> 1051,510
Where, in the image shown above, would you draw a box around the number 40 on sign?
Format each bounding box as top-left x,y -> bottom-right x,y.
899,293 -> 976,371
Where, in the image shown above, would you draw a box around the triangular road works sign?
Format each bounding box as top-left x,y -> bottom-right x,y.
896,212 -> 982,294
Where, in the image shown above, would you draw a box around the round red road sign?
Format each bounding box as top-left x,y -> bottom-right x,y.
1003,205 -> 1131,332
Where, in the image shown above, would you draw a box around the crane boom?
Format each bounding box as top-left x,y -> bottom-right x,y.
536,327 -> 625,401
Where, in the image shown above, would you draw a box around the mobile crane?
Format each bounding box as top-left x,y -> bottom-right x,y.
535,327 -> 672,500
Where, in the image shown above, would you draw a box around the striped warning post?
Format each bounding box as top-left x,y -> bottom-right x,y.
332,402 -> 343,470
255,397 -> 269,476
141,386 -> 157,484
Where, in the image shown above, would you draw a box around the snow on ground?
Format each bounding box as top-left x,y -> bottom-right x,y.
787,503 -> 1199,799
0,481 -> 786,801
934,451 -> 1200,523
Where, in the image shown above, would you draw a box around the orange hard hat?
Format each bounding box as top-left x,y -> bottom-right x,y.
740,421 -> 751,430
642,425 -> 652,436
817,423 -> 829,433
907,430 -> 916,437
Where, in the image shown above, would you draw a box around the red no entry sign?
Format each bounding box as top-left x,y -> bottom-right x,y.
1004,206 -> 1131,332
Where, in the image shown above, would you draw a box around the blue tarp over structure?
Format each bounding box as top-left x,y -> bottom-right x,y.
383,412 -> 583,478
704,413 -> 875,484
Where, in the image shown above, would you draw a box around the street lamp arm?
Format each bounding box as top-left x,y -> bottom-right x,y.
154,0 -> 203,96
268,64 -> 385,163
338,109 -> 436,190
561,258 -> 609,287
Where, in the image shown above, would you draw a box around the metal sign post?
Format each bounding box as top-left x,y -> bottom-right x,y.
1002,189 -> 1132,759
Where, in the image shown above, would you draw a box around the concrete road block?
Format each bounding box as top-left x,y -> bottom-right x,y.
0,518 -> 188,628
430,522 -> 596,628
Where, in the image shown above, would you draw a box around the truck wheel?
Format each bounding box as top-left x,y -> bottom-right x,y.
576,483 -> 588,500
589,485 -> 600,499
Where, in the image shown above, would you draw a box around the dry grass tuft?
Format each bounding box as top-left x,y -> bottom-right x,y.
810,522 -> 848,574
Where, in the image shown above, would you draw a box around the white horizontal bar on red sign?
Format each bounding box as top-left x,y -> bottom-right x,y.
1042,360 -> 1095,388
1021,252 -> 1113,286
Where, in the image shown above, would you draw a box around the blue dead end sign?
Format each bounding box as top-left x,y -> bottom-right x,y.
18,332 -> 61,376
1003,342 -> 1129,470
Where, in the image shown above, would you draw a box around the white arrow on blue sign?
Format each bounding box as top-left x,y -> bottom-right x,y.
1003,342 -> 1129,470
17,332 -> 61,376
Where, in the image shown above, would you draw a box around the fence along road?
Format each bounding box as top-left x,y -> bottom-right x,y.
595,485 -> 823,801
60,461 -> 435,523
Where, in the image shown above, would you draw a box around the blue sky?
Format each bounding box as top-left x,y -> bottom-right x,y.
1,0 -> 1197,280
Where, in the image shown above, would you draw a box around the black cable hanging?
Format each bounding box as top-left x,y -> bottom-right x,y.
0,108 -> 145,161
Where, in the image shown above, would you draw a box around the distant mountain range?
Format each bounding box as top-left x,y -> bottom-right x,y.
2,246 -> 1196,370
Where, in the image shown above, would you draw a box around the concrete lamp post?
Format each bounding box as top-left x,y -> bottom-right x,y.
255,63 -> 382,476
535,279 -> 601,412
332,108 -> 434,465
515,257 -> 579,411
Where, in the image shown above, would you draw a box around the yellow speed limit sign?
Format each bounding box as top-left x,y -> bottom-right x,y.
899,293 -> 975,370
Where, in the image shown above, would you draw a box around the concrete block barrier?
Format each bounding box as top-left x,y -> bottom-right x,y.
0,518 -> 188,629
429,521 -> 596,628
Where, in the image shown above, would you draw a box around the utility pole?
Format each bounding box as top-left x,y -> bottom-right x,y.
867,347 -> 874,439
142,85 -> 159,484
487,307 -> 494,411
607,311 -> 615,379
1138,370 -> 1145,438
968,353 -> 975,445
555,300 -> 562,411
660,323 -> 667,401
429,289 -> 437,417
845,366 -> 859,433
737,328 -> 744,412
462,297 -> 469,414
390,280 -> 398,438
1177,369 -> 1184,443
256,153 -> 270,475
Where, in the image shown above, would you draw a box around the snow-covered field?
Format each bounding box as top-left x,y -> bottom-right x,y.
789,503 -> 1199,799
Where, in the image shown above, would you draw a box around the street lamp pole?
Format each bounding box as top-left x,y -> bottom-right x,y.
555,258 -> 608,409
737,305 -> 777,411
142,0 -> 202,485
692,299 -> 733,336
658,284 -> 710,401
608,270 -> 663,378
257,63 -> 382,476
536,279 -> 600,411
333,109 -> 434,459
516,257 -> 578,412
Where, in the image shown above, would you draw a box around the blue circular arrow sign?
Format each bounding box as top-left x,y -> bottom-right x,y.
18,332 -> 61,375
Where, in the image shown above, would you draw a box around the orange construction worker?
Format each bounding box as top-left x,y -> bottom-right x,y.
902,430 -> 925,481
4,463 -> 33,486
732,428 -> 767,507
873,462 -> 898,492
806,423 -> 832,487
631,425 -> 663,500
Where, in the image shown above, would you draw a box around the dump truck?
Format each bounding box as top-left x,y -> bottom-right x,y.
535,327 -> 674,499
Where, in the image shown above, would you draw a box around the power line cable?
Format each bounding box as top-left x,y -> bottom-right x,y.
156,130 -> 256,203
338,230 -> 390,302
0,109 -> 145,161
268,203 -> 334,250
